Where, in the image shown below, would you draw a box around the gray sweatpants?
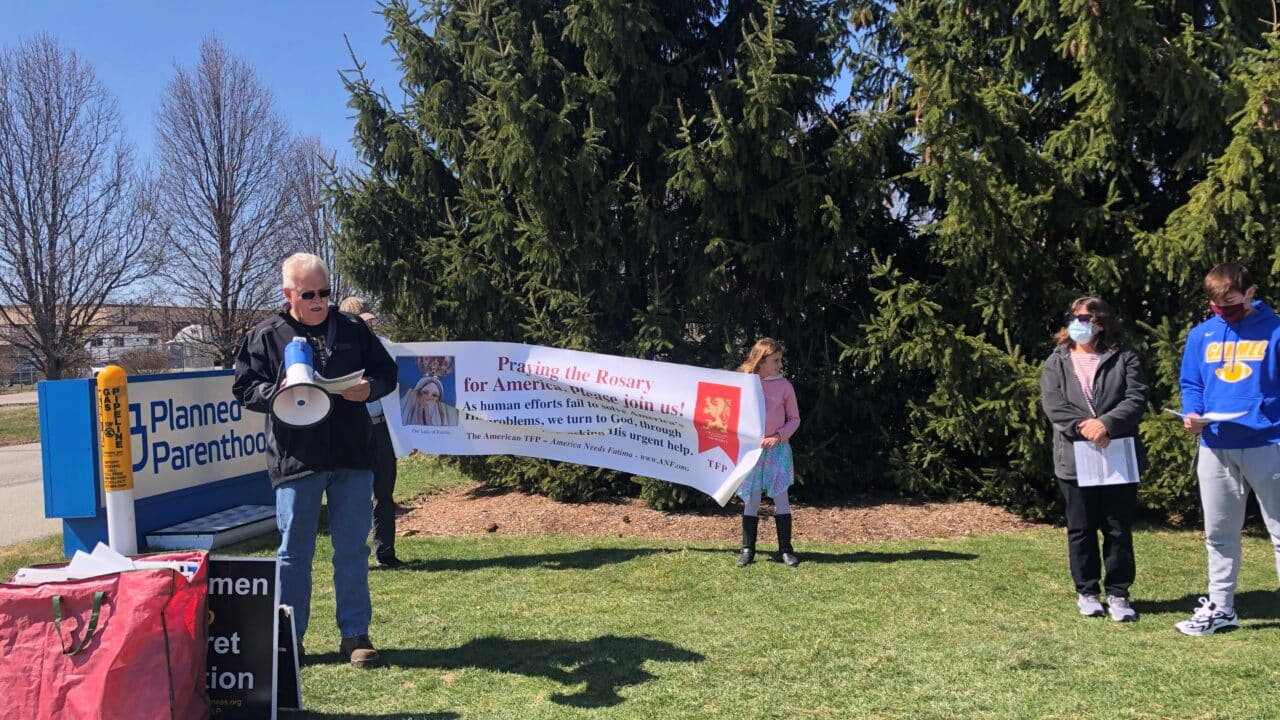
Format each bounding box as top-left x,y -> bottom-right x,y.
1196,446 -> 1280,608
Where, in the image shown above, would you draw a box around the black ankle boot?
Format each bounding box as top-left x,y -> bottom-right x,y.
737,515 -> 759,567
775,513 -> 799,567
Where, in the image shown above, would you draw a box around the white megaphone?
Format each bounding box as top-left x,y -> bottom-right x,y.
271,337 -> 333,428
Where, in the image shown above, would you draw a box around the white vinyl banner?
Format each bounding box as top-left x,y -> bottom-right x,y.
383,342 -> 765,505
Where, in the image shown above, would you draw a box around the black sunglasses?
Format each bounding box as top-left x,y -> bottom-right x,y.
1064,313 -> 1094,323
298,288 -> 332,300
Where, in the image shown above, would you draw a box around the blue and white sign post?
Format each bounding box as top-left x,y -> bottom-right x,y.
40,370 -> 275,556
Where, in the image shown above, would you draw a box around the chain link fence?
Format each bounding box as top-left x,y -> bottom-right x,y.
0,343 -> 226,384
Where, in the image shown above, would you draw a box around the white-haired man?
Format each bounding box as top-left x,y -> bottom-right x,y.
232,253 -> 398,668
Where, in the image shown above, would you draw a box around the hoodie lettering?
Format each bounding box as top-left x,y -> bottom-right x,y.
1204,341 -> 1267,364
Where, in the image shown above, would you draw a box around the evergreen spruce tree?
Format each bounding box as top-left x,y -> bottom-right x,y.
848,2 -> 1280,518
1136,15 -> 1280,517
333,0 -> 912,505
333,0 -> 1279,517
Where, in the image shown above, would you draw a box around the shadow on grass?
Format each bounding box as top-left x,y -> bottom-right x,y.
293,707 -> 458,712
419,547 -> 677,571
416,546 -> 978,571
311,635 -> 704,708
1134,590 -> 1280,620
797,549 -> 979,564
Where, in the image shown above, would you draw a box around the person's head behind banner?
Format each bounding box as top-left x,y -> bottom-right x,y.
282,253 -> 331,327
1052,296 -> 1125,352
339,296 -> 379,331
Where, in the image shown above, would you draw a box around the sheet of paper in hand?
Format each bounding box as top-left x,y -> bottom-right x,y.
1073,437 -> 1139,487
1161,408 -> 1247,424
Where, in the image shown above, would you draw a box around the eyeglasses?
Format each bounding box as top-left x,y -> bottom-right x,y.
1064,313 -> 1094,323
296,288 -> 332,300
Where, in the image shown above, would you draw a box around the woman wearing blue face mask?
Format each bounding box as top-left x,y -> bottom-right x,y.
1040,297 -> 1149,622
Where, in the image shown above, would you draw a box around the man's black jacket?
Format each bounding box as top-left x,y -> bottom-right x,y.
232,308 -> 398,486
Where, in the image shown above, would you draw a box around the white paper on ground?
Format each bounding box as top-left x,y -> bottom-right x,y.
89,542 -> 134,569
1162,408 -> 1248,423
10,543 -> 199,584
10,567 -> 103,584
62,543 -> 132,577
1073,437 -> 1140,486
314,369 -> 363,393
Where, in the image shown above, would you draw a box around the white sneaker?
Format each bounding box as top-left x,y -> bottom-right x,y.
1077,593 -> 1105,617
1106,595 -> 1137,622
1175,597 -> 1239,636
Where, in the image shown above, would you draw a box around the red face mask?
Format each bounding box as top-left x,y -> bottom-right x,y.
1211,302 -> 1247,324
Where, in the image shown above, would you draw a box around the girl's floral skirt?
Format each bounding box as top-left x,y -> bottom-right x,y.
736,442 -> 794,500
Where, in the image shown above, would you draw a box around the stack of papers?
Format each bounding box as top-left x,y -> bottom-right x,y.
315,369 -> 364,393
1074,438 -> 1140,486
9,543 -> 199,585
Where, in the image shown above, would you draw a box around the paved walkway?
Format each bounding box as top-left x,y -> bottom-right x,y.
0,442 -> 59,546
0,390 -> 37,406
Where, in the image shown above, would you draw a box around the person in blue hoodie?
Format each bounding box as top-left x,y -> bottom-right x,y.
1176,262 -> 1280,636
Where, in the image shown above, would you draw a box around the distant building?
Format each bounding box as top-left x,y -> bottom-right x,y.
84,328 -> 164,363
168,324 -> 219,370
0,304 -> 222,380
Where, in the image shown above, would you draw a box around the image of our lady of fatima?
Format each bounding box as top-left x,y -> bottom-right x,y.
398,355 -> 461,427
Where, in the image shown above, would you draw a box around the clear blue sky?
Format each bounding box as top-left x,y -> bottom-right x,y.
0,0 -> 404,163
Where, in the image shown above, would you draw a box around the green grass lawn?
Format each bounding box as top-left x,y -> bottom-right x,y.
283,529 -> 1278,720
4,458 -> 1278,719
0,404 -> 40,446
0,534 -> 63,576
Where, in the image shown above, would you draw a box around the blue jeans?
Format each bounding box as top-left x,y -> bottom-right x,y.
276,468 -> 374,642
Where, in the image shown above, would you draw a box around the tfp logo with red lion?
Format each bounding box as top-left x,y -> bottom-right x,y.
694,382 -> 741,463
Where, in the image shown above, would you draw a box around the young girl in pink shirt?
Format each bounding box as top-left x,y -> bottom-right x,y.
736,338 -> 801,567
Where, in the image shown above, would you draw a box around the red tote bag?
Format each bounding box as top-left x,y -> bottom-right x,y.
0,550 -> 211,720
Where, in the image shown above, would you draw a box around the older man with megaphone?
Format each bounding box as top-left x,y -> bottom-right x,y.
233,252 -> 398,669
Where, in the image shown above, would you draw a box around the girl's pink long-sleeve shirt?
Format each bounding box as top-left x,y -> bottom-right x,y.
761,376 -> 800,441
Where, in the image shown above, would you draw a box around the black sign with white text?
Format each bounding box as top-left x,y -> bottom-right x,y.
206,557 -> 279,719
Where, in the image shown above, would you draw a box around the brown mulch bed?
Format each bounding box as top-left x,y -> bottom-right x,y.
398,483 -> 1043,545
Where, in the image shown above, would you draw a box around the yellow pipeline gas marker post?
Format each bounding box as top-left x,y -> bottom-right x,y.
96,365 -> 137,555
